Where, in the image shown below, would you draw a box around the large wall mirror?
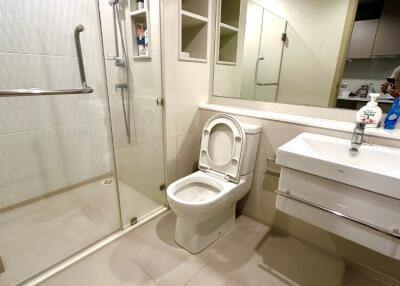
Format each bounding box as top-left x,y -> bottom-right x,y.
212,0 -> 400,111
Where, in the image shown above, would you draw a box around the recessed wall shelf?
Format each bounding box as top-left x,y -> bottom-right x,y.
182,0 -> 208,18
179,0 -> 209,62
216,0 -> 241,65
130,9 -> 146,17
130,0 -> 151,58
132,55 -> 151,60
130,0 -> 145,13
220,0 -> 240,28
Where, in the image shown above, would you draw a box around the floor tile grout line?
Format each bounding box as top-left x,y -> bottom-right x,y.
117,243 -> 161,286
183,222 -> 271,285
183,226 -> 249,286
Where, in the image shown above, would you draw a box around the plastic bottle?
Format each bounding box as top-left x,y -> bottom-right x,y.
356,93 -> 382,128
384,97 -> 400,130
144,29 -> 149,56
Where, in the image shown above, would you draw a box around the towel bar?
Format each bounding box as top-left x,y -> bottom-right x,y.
0,25 -> 93,96
276,190 -> 400,241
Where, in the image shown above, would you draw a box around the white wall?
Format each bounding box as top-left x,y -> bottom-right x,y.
0,0 -> 113,209
162,0 -> 210,184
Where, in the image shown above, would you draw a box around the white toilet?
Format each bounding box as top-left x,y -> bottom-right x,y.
167,113 -> 261,253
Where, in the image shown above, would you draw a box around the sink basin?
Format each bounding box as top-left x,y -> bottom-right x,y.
276,132 -> 400,200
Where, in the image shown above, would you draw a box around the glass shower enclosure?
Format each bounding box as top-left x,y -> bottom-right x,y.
0,0 -> 165,284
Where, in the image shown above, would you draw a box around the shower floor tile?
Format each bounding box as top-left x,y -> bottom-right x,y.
38,211 -> 381,286
0,178 -> 161,286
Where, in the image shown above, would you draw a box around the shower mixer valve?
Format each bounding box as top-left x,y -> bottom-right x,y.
106,55 -> 126,67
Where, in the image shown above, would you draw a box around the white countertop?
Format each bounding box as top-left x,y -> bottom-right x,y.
337,94 -> 393,104
200,103 -> 400,141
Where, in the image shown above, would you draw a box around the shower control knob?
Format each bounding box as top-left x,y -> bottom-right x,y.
106,55 -> 126,67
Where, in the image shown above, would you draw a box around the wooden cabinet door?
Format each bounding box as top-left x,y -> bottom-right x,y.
347,19 -> 379,59
372,0 -> 400,56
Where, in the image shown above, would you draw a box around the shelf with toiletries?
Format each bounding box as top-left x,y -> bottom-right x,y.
179,0 -> 209,62
130,0 -> 146,13
130,0 -> 151,59
215,0 -> 240,65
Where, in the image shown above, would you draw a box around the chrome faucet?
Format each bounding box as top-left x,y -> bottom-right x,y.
350,122 -> 366,156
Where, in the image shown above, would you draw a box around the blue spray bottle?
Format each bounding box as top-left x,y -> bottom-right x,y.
384,97 -> 400,129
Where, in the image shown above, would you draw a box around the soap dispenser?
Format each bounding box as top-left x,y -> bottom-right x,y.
356,93 -> 382,128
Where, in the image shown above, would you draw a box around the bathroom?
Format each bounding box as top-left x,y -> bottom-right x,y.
0,0 -> 399,285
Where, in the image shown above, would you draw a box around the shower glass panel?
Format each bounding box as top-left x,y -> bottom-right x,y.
0,0 -> 165,284
99,0 -> 166,228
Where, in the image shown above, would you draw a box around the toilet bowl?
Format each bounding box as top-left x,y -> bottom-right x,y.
167,114 -> 261,253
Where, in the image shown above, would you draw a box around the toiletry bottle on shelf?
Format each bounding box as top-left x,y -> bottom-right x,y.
136,23 -> 146,56
137,0 -> 144,10
144,29 -> 149,56
356,93 -> 382,128
384,97 -> 400,130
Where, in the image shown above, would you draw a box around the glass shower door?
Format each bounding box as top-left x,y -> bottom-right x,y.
0,1 -> 121,284
99,0 -> 166,228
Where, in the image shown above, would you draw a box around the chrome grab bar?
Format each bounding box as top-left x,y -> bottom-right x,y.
276,190 -> 400,241
0,25 -> 93,96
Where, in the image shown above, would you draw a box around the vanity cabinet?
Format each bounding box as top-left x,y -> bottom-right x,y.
372,0 -> 400,56
347,19 -> 379,59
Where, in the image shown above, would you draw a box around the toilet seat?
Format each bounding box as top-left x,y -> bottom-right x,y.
199,114 -> 245,183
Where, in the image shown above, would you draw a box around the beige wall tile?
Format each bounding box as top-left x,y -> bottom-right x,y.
165,136 -> 177,185
176,132 -> 200,179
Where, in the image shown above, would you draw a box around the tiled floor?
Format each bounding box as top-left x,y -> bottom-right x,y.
39,211 -> 384,286
0,178 -> 161,286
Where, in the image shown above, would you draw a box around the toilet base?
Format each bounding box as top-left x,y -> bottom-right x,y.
175,205 -> 236,253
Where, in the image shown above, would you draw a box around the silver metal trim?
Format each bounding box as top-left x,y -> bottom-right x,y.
266,155 -> 280,177
0,25 -> 93,96
255,57 -> 278,86
276,190 -> 400,241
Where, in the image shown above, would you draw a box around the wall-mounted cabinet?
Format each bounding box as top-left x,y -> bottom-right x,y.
348,0 -> 400,59
130,0 -> 151,59
216,0 -> 241,65
372,0 -> 400,56
347,20 -> 379,59
179,0 -> 209,62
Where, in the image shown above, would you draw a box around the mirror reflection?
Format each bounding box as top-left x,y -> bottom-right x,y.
212,0 -> 400,111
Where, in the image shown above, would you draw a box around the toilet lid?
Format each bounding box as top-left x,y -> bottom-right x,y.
199,114 -> 245,183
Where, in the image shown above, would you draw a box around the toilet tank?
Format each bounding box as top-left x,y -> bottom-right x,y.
240,123 -> 262,176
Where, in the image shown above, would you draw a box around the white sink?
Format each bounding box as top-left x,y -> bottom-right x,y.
276,132 -> 400,259
276,132 -> 400,200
